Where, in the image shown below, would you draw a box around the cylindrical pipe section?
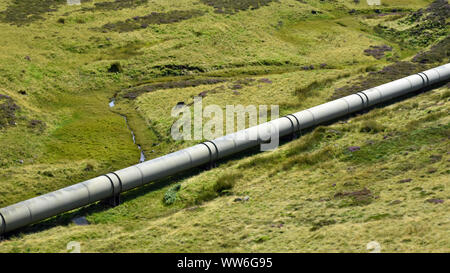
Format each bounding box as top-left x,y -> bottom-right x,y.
0,202 -> 32,233
82,176 -> 116,202
0,64 -> 449,235
115,165 -> 143,191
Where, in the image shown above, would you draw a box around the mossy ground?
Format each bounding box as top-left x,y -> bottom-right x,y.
0,0 -> 448,252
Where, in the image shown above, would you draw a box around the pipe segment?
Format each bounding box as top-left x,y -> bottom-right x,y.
0,64 -> 449,235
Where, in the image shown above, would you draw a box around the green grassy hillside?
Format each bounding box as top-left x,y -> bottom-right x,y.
0,0 -> 448,252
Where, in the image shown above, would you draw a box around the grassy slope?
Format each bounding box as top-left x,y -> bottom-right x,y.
0,0 -> 448,252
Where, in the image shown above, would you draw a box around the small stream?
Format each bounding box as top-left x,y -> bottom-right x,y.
109,99 -> 146,163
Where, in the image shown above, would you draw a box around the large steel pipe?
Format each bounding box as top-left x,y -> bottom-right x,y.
0,64 -> 449,235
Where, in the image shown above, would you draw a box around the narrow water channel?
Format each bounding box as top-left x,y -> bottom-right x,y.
109,99 -> 146,163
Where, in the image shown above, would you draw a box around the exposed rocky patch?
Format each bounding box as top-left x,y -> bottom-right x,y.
201,0 -> 279,14
102,10 -> 205,32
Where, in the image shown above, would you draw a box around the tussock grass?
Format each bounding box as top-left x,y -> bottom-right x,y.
286,126 -> 342,156
359,120 -> 386,133
195,172 -> 242,204
213,173 -> 241,195
0,0 -> 448,252
281,145 -> 338,171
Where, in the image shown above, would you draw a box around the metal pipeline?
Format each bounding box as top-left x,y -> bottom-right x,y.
1,64 -> 449,235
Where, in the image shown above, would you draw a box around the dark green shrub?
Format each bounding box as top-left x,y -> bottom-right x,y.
163,184 -> 181,205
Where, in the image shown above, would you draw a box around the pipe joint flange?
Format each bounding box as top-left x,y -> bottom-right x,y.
418,72 -> 429,86
284,114 -> 301,139
102,173 -> 122,207
357,92 -> 370,108
200,141 -> 219,169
